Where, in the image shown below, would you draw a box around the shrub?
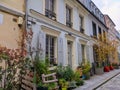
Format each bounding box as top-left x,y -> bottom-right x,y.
76,79 -> 84,86
73,71 -> 80,81
81,61 -> 91,75
56,65 -> 74,81
63,66 -> 74,81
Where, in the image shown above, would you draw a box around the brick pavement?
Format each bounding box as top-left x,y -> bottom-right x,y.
74,69 -> 120,90
96,73 -> 120,90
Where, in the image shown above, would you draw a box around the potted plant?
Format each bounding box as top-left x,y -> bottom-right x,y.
94,43 -> 105,75
63,66 -> 74,81
112,63 -> 119,69
47,82 -> 58,90
33,57 -> 49,90
59,79 -> 68,90
76,79 -> 84,86
95,62 -> 104,74
68,81 -> 77,90
81,60 -> 91,80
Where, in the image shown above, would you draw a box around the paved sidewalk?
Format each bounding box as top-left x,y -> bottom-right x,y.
96,74 -> 120,90
74,69 -> 120,90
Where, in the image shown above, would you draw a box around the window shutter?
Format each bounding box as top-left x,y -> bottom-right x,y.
86,45 -> 90,61
30,25 -> 46,60
77,42 -> 82,64
31,25 -> 40,58
58,37 -> 64,65
38,30 -> 46,60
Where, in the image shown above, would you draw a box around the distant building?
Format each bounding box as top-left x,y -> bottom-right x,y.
104,15 -> 120,63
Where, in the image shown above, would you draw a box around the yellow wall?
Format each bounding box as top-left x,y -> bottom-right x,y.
0,11 -> 21,49
0,0 -> 25,12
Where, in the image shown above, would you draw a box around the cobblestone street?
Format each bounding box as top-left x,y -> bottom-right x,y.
96,74 -> 120,90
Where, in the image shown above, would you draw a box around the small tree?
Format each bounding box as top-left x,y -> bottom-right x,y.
95,34 -> 119,67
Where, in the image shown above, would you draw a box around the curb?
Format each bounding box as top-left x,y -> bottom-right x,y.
93,72 -> 120,90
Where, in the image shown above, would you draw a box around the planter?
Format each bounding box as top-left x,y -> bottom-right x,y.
104,66 -> 110,72
109,66 -> 114,70
95,67 -> 104,75
82,72 -> 90,80
113,66 -> 119,69
37,86 -> 48,90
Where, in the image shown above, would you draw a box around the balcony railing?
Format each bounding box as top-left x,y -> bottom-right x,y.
66,20 -> 73,28
45,9 -> 56,20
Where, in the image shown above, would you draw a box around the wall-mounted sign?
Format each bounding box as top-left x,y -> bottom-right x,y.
0,14 -> 3,25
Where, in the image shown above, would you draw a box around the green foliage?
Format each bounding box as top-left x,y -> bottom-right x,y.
81,61 -> 91,74
59,79 -> 68,88
47,82 -> 57,90
68,81 -> 77,88
63,66 -> 74,81
76,79 -> 84,86
73,71 -> 80,81
56,65 -> 74,81
56,64 -> 65,79
33,57 -> 49,87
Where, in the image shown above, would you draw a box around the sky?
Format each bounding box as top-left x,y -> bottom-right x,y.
92,0 -> 120,31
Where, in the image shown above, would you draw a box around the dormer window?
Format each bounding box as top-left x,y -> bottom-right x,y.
45,0 -> 56,20
90,1 -> 95,14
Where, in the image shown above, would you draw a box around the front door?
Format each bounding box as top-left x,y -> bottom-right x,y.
67,41 -> 72,68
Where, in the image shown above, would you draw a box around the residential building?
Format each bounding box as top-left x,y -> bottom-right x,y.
26,0 -> 107,71
0,0 -> 25,49
0,0 -> 25,87
104,15 -> 119,63
78,0 -> 108,71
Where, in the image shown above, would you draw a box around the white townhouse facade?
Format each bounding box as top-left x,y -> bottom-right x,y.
26,0 -> 107,70
78,0 -> 108,67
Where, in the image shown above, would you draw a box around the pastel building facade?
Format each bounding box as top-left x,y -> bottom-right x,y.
0,0 -> 25,49
26,0 -> 107,70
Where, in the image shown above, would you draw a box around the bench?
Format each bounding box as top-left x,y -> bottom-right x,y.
42,73 -> 58,83
21,72 -> 58,90
42,73 -> 58,89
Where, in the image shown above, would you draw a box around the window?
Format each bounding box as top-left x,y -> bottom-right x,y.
81,44 -> 85,61
92,22 -> 97,38
98,26 -> 102,41
103,30 -> 106,42
66,5 -> 72,27
46,35 -> 56,66
45,0 -> 56,20
79,15 -> 84,33
93,45 -> 98,63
